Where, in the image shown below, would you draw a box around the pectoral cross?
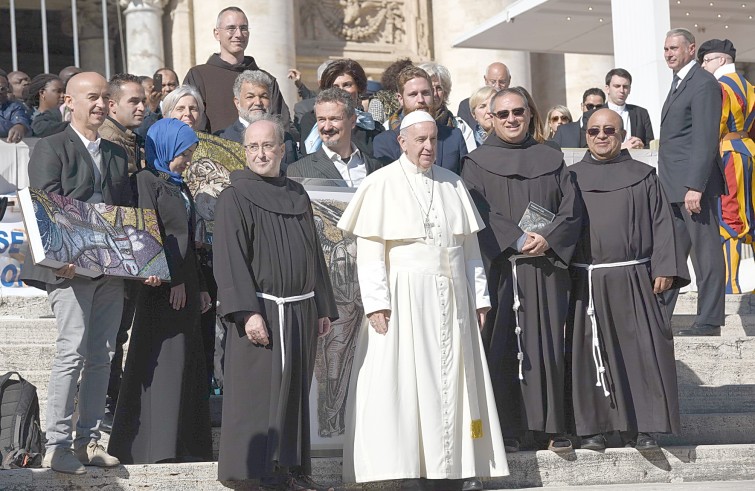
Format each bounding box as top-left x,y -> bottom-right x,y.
424,218 -> 434,239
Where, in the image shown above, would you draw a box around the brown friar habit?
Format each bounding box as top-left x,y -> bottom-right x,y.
461,134 -> 583,437
567,150 -> 688,437
212,168 -> 338,481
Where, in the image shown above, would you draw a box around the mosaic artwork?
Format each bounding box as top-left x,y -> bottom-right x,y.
184,132 -> 245,246
19,188 -> 170,280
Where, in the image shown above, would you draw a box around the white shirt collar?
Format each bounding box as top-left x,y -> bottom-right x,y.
70,124 -> 101,151
238,117 -> 249,128
322,143 -> 360,162
607,101 -> 627,112
674,59 -> 697,84
714,63 -> 737,80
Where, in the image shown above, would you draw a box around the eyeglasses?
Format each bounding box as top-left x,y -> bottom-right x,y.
585,103 -> 605,111
244,142 -> 277,154
0,87 -> 9,94
550,115 -> 570,123
218,25 -> 249,35
586,126 -> 618,137
492,107 -> 527,120
702,56 -> 723,64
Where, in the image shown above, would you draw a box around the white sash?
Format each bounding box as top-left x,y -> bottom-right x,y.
256,291 -> 316,371
572,257 -> 651,396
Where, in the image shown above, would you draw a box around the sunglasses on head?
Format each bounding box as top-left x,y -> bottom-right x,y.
550,115 -> 570,123
586,126 -> 618,137
492,107 -> 526,120
585,103 -> 605,111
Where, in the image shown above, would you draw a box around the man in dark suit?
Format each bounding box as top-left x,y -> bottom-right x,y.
604,68 -> 654,148
214,70 -> 298,173
457,62 -> 511,129
287,88 -> 381,186
20,72 -> 139,474
373,66 -> 467,174
660,28 -> 726,336
552,88 -> 606,149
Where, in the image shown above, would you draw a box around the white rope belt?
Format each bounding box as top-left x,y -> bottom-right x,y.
508,255 -> 530,381
572,257 -> 651,397
256,291 -> 315,372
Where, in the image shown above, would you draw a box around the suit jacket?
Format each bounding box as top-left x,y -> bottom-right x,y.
214,119 -> 299,173
552,121 -> 586,149
659,63 -> 726,202
626,104 -> 654,146
20,124 -> 133,289
372,123 -> 468,174
286,147 -> 382,186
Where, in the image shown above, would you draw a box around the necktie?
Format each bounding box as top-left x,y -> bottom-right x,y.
665,75 -> 680,104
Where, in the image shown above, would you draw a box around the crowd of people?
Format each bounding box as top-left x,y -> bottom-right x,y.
2,4 -> 753,490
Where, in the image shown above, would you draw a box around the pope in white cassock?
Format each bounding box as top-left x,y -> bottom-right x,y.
338,110 -> 509,488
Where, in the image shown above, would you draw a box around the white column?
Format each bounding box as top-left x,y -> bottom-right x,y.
119,0 -> 168,76
167,0 -> 193,80
431,0 -> 531,114
191,0 -> 297,112
611,0 -> 670,137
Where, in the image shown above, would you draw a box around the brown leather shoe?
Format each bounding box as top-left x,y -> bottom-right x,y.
286,474 -> 334,491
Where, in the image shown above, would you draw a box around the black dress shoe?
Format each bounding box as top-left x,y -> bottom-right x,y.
634,432 -> 659,450
503,438 -> 520,453
100,409 -> 114,433
462,478 -> 483,491
677,323 -> 721,336
580,433 -> 606,450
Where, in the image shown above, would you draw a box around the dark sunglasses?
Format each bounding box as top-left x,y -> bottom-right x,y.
586,126 -> 618,137
585,103 -> 605,111
492,107 -> 527,120
550,115 -> 570,123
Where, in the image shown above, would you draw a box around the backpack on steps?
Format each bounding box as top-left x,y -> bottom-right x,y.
0,372 -> 43,469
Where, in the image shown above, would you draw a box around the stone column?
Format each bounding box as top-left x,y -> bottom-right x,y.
191,0 -> 297,112
564,53 -> 615,119
610,0 -> 670,137
165,0 -> 194,80
119,0 -> 169,77
77,0 -> 117,75
431,0 -> 531,115
530,53 -> 567,118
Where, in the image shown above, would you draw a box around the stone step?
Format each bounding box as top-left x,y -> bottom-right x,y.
671,314 -> 755,337
0,318 -> 58,344
674,292 -> 755,316
678,384 -> 755,414
1,444 -> 755,490
0,295 -> 52,319
659,413 -> 755,446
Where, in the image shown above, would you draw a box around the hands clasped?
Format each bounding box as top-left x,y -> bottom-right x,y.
521,232 -> 550,256
367,309 -> 391,335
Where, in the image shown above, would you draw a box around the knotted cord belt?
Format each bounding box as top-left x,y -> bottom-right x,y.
508,254 -> 530,381
256,291 -> 315,372
571,257 -> 650,397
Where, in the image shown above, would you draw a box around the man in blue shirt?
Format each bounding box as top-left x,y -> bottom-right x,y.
0,73 -> 31,143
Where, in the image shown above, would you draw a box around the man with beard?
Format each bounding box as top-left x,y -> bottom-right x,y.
183,7 -> 290,133
287,88 -> 382,186
373,66 -> 467,173
213,115 -> 338,489
567,109 -> 687,450
462,87 -> 583,453
215,70 -> 298,173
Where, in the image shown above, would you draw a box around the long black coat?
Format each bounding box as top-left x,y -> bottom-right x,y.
108,170 -> 212,464
213,168 -> 338,480
462,135 -> 583,437
567,151 -> 688,436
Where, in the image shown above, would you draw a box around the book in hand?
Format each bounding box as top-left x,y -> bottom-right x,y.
518,201 -> 555,233
18,187 -> 171,281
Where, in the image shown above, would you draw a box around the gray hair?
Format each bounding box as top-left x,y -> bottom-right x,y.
417,62 -> 453,101
162,85 -> 205,126
233,70 -> 273,99
468,86 -> 497,114
315,87 -> 356,118
666,28 -> 695,46
244,114 -> 285,146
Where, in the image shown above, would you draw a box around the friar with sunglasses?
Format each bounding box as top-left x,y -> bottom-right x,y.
183,6 -> 291,134
461,87 -> 583,454
551,88 -> 606,149
567,108 -> 688,451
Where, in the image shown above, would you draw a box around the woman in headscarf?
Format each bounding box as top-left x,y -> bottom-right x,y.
108,118 -> 213,464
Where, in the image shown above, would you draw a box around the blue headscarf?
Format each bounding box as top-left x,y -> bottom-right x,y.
145,118 -> 199,186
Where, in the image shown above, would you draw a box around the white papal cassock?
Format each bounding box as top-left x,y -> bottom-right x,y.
337,155 -> 509,483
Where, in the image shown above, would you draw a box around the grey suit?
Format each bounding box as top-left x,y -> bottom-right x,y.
659,62 -> 726,327
19,124 -> 132,452
286,147 -> 382,186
